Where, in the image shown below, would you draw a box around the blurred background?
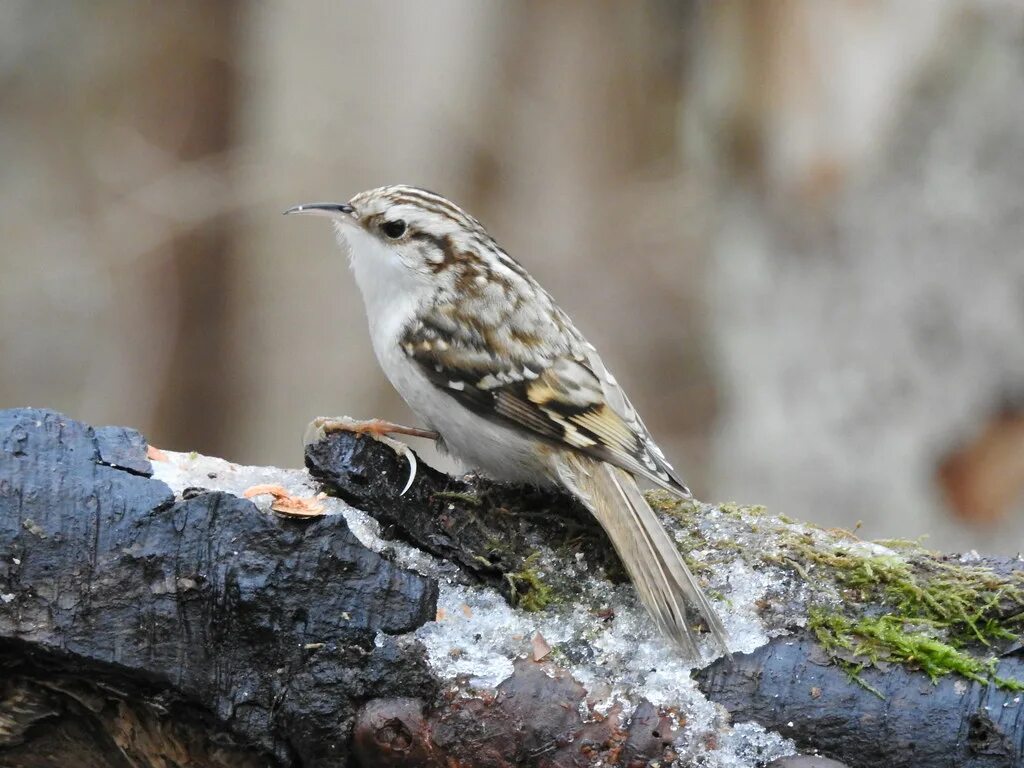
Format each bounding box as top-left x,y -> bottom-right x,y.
2,1 -> 1022,553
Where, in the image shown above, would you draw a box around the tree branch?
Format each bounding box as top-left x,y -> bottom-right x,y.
1,408 -> 1021,768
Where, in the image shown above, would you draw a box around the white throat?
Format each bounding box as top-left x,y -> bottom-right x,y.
333,221 -> 426,351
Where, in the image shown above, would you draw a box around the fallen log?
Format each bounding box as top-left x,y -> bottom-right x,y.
0,408 -> 1021,767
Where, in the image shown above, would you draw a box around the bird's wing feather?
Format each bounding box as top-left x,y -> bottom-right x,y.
400,304 -> 690,495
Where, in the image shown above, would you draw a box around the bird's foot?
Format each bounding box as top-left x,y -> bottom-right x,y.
304,416 -> 438,496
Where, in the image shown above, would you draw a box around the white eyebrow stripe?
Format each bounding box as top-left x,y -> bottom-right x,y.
388,187 -> 477,229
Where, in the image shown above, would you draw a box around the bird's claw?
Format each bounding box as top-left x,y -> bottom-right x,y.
303,416 -> 419,495
394,443 -> 418,496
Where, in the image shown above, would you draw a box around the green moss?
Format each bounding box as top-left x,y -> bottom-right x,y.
794,546 -> 1023,648
718,501 -> 767,517
795,540 -> 1024,692
832,656 -> 886,699
642,493 -> 753,571
873,537 -> 930,552
645,490 -> 695,515
507,569 -> 553,612
637,486 -> 1024,693
483,536 -> 512,560
683,556 -> 712,575
809,610 -> 1024,692
651,491 -> 1023,691
505,554 -> 555,612
471,554 -> 496,568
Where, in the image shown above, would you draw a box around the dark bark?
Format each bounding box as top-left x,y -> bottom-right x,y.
303,426 -> 627,601
0,409 -> 437,767
1,407 -> 1022,767
306,420 -> 1024,768
350,659 -> 675,768
696,637 -> 1024,768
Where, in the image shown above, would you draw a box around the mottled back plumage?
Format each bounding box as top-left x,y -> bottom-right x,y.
355,186 -> 689,495
288,184 -> 728,658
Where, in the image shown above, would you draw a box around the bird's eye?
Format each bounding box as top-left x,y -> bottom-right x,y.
382,219 -> 407,239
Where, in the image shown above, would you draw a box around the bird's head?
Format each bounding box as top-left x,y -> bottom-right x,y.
286,185 -> 504,307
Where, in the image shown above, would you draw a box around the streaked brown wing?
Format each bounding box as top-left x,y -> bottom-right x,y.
400,314 -> 690,496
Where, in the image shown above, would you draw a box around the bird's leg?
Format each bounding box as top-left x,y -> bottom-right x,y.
303,416 -> 438,496
307,416 -> 438,441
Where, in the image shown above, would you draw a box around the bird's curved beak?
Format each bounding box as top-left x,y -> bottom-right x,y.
283,202 -> 356,218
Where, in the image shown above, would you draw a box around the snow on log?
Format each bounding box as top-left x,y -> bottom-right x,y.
1,408 -> 1022,768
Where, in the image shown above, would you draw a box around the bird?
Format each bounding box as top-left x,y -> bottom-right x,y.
285,185 -> 728,658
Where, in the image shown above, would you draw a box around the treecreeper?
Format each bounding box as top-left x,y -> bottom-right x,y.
285,186 -> 728,658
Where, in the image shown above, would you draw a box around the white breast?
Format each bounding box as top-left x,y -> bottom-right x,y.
374,326 -> 552,485
341,223 -> 552,484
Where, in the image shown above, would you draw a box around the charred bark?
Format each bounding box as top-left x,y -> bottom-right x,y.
0,409 -> 437,767
1,408 -> 1022,768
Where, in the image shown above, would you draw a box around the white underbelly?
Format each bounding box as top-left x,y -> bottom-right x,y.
375,339 -> 551,484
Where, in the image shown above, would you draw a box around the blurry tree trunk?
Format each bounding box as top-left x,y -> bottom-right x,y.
470,1 -> 719,490
0,1 -> 241,458
690,1 -> 1024,551
147,1 -> 241,458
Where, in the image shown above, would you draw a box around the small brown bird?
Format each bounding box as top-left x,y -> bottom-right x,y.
286,186 -> 727,658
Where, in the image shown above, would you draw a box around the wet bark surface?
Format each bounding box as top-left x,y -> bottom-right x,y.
0,409 -> 437,767
304,428 -> 628,601
307,426 -> 1024,768
696,636 -> 1024,768
1,408 -> 1022,767
351,659 -> 684,768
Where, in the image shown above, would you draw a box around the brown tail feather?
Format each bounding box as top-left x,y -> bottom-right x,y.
554,453 -> 729,658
